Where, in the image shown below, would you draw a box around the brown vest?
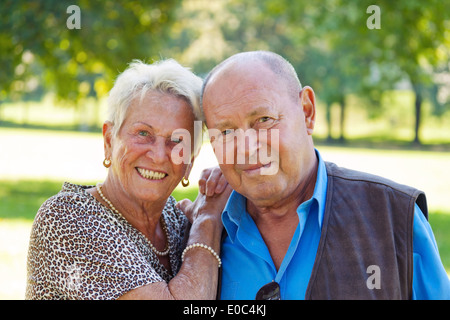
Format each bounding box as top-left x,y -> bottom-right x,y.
305,162 -> 428,299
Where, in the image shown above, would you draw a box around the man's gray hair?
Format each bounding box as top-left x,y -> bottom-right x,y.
107,59 -> 204,154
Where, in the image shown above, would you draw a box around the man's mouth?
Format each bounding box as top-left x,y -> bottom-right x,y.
136,167 -> 168,180
239,162 -> 272,174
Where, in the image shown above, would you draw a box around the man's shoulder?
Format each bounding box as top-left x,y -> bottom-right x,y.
324,161 -> 428,218
325,161 -> 418,195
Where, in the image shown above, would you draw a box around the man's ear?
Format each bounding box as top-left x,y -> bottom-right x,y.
103,121 -> 114,159
300,86 -> 316,135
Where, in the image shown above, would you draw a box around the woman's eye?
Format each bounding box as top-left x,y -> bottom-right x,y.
138,130 -> 149,137
171,137 -> 183,144
258,117 -> 271,123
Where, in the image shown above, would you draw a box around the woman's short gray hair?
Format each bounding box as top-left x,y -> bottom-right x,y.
107,59 -> 204,155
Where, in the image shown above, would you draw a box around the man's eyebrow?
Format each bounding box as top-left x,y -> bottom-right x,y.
212,106 -> 275,129
213,120 -> 234,129
248,107 -> 268,117
246,105 -> 277,120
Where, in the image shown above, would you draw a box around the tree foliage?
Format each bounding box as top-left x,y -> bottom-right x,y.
219,0 -> 450,143
2,0 -> 449,143
1,0 -> 181,104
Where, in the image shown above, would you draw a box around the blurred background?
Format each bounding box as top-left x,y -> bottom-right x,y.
0,0 -> 449,299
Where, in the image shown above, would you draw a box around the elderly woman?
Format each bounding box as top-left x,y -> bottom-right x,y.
26,59 -> 230,300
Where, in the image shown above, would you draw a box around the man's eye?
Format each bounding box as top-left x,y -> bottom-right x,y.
222,129 -> 233,136
258,117 -> 271,123
138,130 -> 149,137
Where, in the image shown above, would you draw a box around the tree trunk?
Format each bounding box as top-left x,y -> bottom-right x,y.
339,96 -> 346,142
326,102 -> 333,142
412,83 -> 422,145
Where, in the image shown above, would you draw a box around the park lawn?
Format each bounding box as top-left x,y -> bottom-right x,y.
428,212 -> 450,273
0,179 -> 449,300
0,179 -> 200,299
1,179 -> 449,259
0,179 -> 198,221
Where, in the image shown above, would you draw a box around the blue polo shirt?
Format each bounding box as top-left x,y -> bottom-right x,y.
220,150 -> 450,299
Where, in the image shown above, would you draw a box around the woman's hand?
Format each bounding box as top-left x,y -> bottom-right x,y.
176,167 -> 232,224
198,166 -> 229,196
177,184 -> 232,224
121,167 -> 232,300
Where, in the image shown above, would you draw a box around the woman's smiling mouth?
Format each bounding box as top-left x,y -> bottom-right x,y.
136,167 -> 168,180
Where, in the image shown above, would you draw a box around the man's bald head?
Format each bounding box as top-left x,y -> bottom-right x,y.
202,51 -> 302,105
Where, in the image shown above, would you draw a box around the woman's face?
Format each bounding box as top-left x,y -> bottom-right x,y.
104,90 -> 195,204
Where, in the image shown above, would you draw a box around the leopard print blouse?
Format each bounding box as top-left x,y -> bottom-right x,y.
26,182 -> 188,300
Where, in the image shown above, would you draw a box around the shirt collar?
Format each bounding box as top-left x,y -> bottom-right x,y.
222,148 -> 328,242
312,149 -> 328,229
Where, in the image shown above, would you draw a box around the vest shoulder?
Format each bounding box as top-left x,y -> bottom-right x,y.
325,161 -> 419,196
324,161 -> 428,218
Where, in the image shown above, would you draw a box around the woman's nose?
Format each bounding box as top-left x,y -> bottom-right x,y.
147,137 -> 169,164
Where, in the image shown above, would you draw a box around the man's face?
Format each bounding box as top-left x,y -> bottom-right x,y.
202,61 -> 316,208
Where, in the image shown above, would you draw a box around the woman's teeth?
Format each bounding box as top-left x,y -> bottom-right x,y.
137,168 -> 166,180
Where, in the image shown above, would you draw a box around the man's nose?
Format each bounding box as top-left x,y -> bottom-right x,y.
236,130 -> 260,165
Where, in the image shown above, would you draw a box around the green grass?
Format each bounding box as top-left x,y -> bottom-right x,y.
0,179 -> 201,300
3,91 -> 450,145
2,95 -> 449,299
429,212 -> 450,272
171,185 -> 199,202
2,178 -> 449,272
0,180 -> 66,221
0,219 -> 31,299
0,178 -> 448,299
0,179 -> 199,222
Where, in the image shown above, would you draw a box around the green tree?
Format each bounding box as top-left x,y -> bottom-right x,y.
215,0 -> 380,141
196,0 -> 449,144
334,0 -> 450,144
1,0 -> 181,126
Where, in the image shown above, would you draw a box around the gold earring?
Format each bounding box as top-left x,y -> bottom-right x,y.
103,158 -> 111,168
181,177 -> 189,187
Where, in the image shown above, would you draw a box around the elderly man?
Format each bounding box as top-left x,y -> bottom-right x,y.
201,51 -> 450,299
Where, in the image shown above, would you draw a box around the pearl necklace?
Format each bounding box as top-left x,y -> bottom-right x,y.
96,183 -> 170,257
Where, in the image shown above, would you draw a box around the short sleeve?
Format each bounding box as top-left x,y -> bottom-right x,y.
26,192 -> 165,300
412,203 -> 450,299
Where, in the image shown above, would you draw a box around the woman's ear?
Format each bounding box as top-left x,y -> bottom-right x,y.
300,86 -> 316,135
184,160 -> 194,179
103,121 -> 114,159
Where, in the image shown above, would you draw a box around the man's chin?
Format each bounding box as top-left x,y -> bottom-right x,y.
239,183 -> 283,206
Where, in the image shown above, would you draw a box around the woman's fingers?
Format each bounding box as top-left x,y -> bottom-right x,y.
214,174 -> 228,194
205,167 -> 223,196
198,166 -> 229,196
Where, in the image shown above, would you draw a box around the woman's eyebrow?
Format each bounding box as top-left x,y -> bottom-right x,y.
135,121 -> 153,129
135,122 -> 176,139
